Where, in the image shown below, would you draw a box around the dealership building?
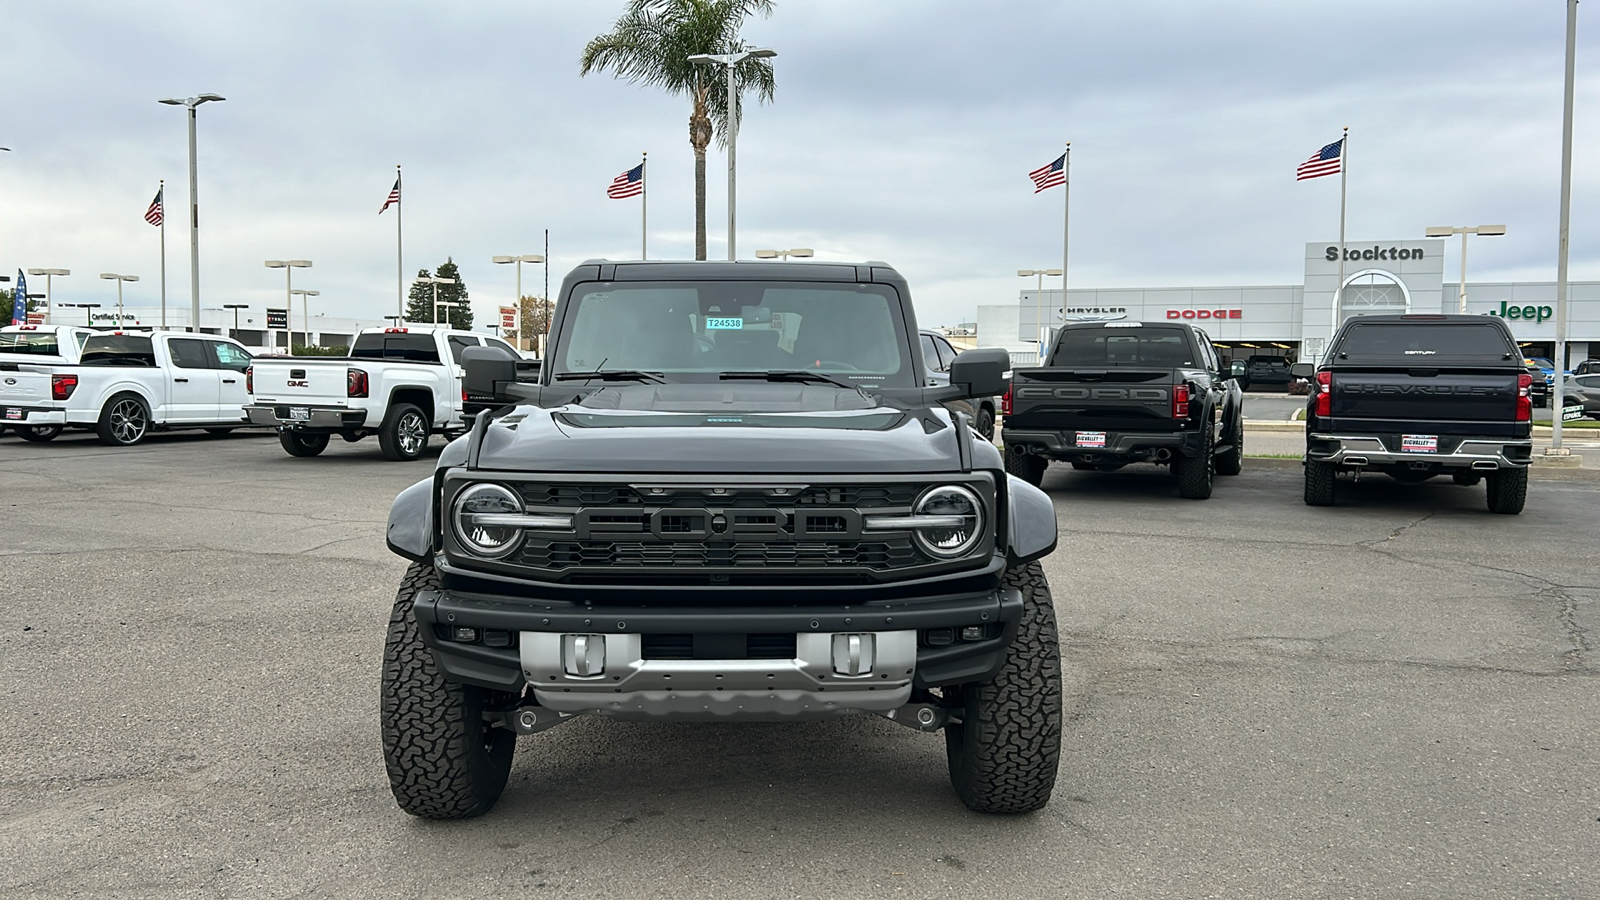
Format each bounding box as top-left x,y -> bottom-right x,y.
979,239 -> 1599,367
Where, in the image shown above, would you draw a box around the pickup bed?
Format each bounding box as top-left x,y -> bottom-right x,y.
1293,314 -> 1533,514
1,331 -> 256,445
245,326 -> 522,460
1002,321 -> 1244,499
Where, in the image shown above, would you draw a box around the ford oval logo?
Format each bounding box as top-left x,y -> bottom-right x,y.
3,377 -> 14,385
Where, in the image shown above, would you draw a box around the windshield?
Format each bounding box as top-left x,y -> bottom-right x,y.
0,332 -> 61,356
1335,323 -> 1516,362
1049,326 -> 1195,367
551,281 -> 913,387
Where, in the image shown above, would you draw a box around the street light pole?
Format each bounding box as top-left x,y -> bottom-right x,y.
223,303 -> 248,340
158,93 -> 224,332
99,273 -> 139,328
1017,268 -> 1062,355
289,289 -> 320,347
493,255 -> 546,346
1423,225 -> 1507,313
65,303 -> 102,327
688,47 -> 776,261
1551,0 -> 1578,453
265,260 -> 311,347
27,268 -> 69,323
417,275 -> 459,325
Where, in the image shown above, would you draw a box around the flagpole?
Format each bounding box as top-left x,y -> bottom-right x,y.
641,152 -> 648,260
1333,126 -> 1348,352
159,180 -> 168,330
1061,142 -> 1071,325
395,164 -> 404,321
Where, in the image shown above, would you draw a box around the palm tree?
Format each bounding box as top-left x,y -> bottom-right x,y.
581,0 -> 777,261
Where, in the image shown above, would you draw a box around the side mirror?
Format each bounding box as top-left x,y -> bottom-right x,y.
462,345 -> 518,403
947,347 -> 1010,399
1231,360 -> 1246,378
1289,363 -> 1315,379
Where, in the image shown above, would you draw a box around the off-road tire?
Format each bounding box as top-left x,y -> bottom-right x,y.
943,560 -> 1062,814
1485,467 -> 1528,515
95,393 -> 151,447
379,403 -> 430,461
381,563 -> 517,819
1004,447 -> 1046,487
1173,424 -> 1214,499
1452,470 -> 1482,487
14,425 -> 62,443
1214,415 -> 1244,476
974,408 -> 996,443
1304,459 -> 1336,506
279,431 -> 330,457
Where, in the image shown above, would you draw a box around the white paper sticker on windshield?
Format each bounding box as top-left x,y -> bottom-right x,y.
706,317 -> 743,330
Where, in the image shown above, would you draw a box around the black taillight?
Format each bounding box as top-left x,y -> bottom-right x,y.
51,373 -> 78,401
348,367 -> 369,398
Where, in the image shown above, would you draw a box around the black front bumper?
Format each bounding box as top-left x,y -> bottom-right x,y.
412,582 -> 1023,693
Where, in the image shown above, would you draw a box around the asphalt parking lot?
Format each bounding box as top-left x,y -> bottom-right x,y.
2,430 -> 1596,899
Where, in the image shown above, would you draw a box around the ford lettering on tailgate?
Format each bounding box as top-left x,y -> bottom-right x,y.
1015,386 -> 1167,401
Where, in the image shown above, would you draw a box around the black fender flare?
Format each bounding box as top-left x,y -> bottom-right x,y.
1005,474 -> 1057,564
386,477 -> 434,562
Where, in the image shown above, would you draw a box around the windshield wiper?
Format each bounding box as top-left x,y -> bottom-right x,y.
553,369 -> 666,384
720,370 -> 862,391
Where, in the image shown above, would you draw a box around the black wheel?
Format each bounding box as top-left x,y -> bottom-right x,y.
381,563 -> 517,819
973,407 -> 995,443
14,425 -> 62,443
1069,461 -> 1095,471
1004,446 -> 1046,487
1452,470 -> 1482,486
95,393 -> 151,446
943,560 -> 1062,814
1304,460 -> 1336,506
205,427 -> 235,436
1173,425 -> 1214,499
1485,467 -> 1528,515
279,431 -> 330,457
379,402 -> 430,461
1214,414 -> 1243,477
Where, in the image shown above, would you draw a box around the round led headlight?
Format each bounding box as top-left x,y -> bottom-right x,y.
453,483 -> 524,558
912,485 -> 984,558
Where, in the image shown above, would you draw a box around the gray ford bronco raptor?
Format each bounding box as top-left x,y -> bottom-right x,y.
381,260 -> 1061,818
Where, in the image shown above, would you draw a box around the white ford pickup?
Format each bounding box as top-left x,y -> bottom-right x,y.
2,331 -> 256,445
0,325 -> 97,365
244,325 -> 522,460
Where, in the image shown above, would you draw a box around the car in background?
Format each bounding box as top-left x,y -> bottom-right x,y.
1524,357 -> 1573,392
1527,365 -> 1550,408
1241,355 -> 1291,392
1573,359 -> 1600,376
920,328 -> 996,440
1563,374 -> 1600,420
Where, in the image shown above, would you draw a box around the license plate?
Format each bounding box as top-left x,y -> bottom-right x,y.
289,407 -> 310,422
1400,434 -> 1438,453
1075,431 -> 1107,448
4,408 -> 20,421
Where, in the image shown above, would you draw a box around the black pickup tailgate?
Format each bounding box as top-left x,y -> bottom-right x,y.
1007,367 -> 1176,432
1328,367 -> 1523,437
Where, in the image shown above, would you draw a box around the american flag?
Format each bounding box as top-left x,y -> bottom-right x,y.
144,187 -> 163,226
607,162 -> 644,199
379,177 -> 400,213
1028,154 -> 1066,193
1296,139 -> 1343,181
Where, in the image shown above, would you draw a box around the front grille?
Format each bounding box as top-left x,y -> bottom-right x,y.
459,477 -> 989,585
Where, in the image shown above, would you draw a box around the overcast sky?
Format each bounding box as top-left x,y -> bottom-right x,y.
3,0 -> 1596,330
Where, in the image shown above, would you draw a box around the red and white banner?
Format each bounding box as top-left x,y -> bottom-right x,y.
499,306 -> 517,332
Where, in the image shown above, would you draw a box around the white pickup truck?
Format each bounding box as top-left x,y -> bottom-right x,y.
0,325 -> 96,439
1,330 -> 256,445
244,325 -> 522,460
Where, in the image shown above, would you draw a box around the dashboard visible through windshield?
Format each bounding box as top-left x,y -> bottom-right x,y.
552,281 -> 913,387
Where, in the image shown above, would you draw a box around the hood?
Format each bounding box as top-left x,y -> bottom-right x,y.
471,383 -> 965,474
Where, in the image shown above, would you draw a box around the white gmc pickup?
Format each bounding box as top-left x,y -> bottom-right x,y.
244,325 -> 522,460
1,331 -> 256,444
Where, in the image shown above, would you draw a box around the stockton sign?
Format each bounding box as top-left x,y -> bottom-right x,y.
1325,245 -> 1426,262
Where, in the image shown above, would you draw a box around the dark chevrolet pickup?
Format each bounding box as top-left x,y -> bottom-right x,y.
1292,314 -> 1534,514
1001,321 -> 1244,499
380,260 -> 1062,819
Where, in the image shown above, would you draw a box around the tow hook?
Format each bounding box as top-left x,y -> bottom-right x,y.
882,702 -> 960,732
496,707 -> 576,735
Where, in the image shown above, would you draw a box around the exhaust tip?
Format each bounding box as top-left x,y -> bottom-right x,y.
1345,456 -> 1369,466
